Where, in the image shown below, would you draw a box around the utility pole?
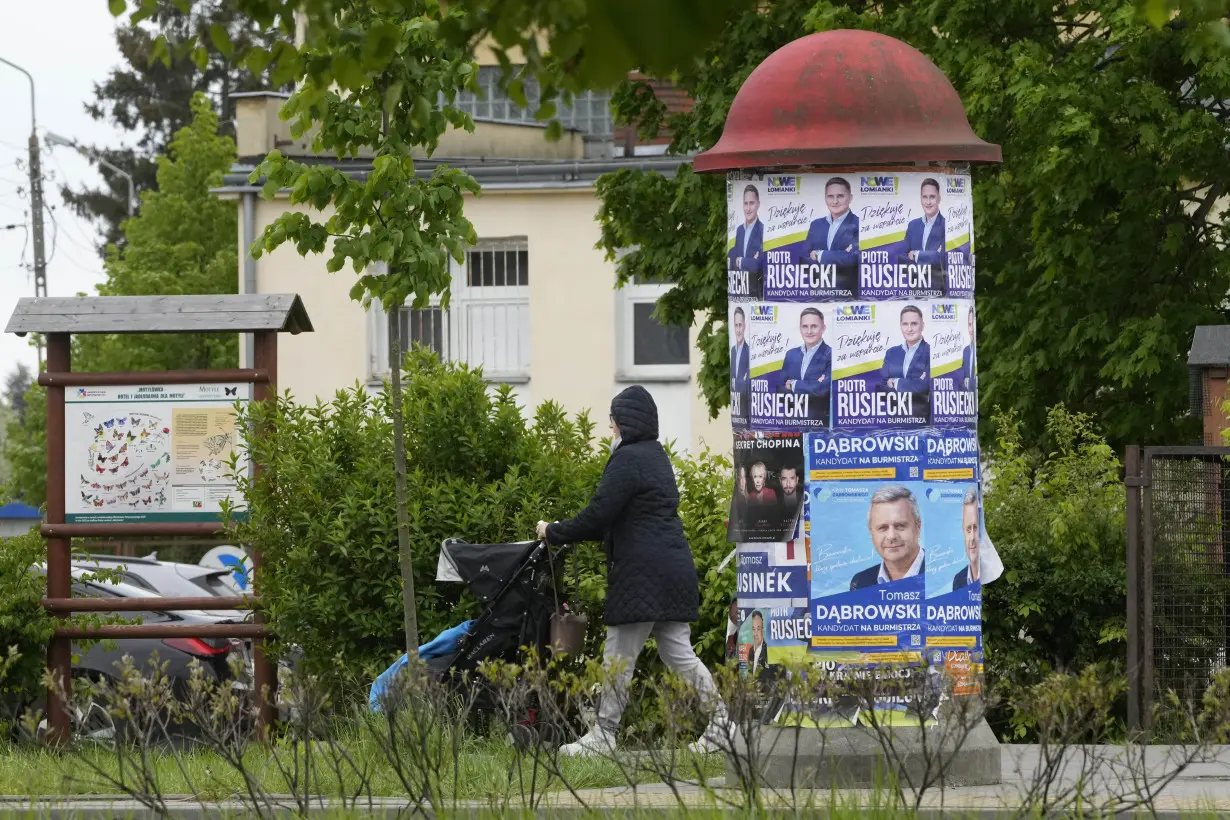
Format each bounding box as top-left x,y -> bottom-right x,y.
0,56 -> 45,366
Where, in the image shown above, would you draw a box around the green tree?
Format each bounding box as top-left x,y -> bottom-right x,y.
1,94 -> 239,507
65,0 -> 285,250
245,2 -> 481,652
597,0 -> 1230,450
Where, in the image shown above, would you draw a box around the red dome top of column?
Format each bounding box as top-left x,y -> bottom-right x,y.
693,29 -> 1001,173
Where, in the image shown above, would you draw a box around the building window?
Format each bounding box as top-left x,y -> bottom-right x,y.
453,66 -> 613,136
618,271 -> 690,381
380,238 -> 532,382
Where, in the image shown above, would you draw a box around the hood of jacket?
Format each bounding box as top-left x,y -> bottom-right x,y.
610,385 -> 659,445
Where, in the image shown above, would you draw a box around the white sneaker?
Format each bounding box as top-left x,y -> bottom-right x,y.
688,716 -> 733,755
558,727 -> 615,757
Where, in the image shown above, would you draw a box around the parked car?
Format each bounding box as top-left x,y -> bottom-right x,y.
72,553 -> 244,611
21,566 -> 249,742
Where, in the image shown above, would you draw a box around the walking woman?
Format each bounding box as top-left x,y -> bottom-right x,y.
536,385 -> 729,756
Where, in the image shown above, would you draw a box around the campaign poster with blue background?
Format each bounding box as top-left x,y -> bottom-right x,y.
736,543 -> 810,664
807,479 -> 927,661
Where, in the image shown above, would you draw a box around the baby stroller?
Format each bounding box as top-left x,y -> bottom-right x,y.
430,537 -> 586,745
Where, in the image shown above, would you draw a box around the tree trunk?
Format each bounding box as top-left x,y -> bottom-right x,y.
388,307 -> 419,653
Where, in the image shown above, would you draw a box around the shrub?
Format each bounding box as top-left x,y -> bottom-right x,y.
231,350 -> 608,694
231,349 -> 739,706
0,529 -> 55,721
982,406 -> 1127,739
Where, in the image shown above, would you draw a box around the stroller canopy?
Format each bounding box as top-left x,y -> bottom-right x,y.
437,539 -> 540,604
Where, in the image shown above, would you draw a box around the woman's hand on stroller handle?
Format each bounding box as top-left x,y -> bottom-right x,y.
536,519 -> 550,542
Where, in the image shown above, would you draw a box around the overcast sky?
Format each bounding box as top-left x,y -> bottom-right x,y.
0,1 -> 131,386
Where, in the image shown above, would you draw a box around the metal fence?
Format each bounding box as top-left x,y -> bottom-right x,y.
1127,445 -> 1230,730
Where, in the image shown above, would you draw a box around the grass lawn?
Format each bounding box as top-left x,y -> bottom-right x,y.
0,735 -> 722,801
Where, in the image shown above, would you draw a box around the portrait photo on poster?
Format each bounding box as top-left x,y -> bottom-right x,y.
729,431 -> 805,543
746,303 -> 833,430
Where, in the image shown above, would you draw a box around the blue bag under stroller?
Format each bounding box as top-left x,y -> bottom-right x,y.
368,619 -> 474,712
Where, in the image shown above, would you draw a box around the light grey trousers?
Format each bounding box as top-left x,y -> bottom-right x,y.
596,620 -> 727,735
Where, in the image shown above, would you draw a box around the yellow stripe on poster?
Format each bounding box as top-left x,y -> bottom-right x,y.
926,636 -> 978,648
810,467 -> 897,480
932,359 -> 962,377
764,231 -> 809,251
832,361 -> 882,380
749,362 -> 783,379
946,232 -> 970,251
923,468 -> 975,480
860,230 -> 907,249
811,636 -> 898,648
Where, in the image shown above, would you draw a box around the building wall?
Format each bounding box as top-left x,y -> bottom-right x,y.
242,187 -> 732,455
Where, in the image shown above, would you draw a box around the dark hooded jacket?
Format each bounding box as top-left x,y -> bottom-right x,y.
545,386 -> 700,625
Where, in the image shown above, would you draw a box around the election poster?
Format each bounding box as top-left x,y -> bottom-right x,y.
930,301 -> 977,428
65,383 -> 250,523
922,432 -> 983,697
942,176 -> 975,299
729,303 -> 752,428
726,174 -> 860,303
729,431 -> 805,542
747,303 -> 832,430
736,542 -> 810,665
831,301 -> 932,430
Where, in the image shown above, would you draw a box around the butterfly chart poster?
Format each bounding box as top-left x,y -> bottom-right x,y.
65,383 -> 252,523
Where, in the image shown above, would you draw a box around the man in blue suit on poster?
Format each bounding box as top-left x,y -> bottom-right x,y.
803,177 -> 859,267
780,308 -> 832,423
878,305 -> 931,397
960,306 -> 976,392
899,177 -> 946,267
729,184 -> 765,274
730,306 -> 751,419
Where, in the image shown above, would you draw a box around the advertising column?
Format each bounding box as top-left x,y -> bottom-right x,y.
727,169 -> 990,718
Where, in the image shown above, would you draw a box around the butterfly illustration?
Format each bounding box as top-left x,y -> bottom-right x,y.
95,465 -> 105,474
139,430 -> 148,440
130,489 -> 141,498
94,424 -> 104,436
105,441 -> 115,452
119,444 -> 128,454
225,386 -> 237,396
92,498 -> 104,507
126,431 -> 136,442
129,501 -> 140,508
142,497 -> 151,506
142,481 -> 152,490
121,457 -> 129,467
81,412 -> 94,425
96,455 -> 106,465
103,484 -> 113,491
108,466 -> 119,474
103,419 -> 114,429
161,427 -> 170,435
139,468 -> 149,478
113,430 -> 124,441
79,475 -> 88,485
155,471 -> 169,481
118,417 -> 127,425
80,491 -> 91,502
109,455 -> 118,464
90,482 -> 100,489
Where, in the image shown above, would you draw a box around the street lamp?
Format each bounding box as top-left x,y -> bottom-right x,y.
45,132 -> 135,218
